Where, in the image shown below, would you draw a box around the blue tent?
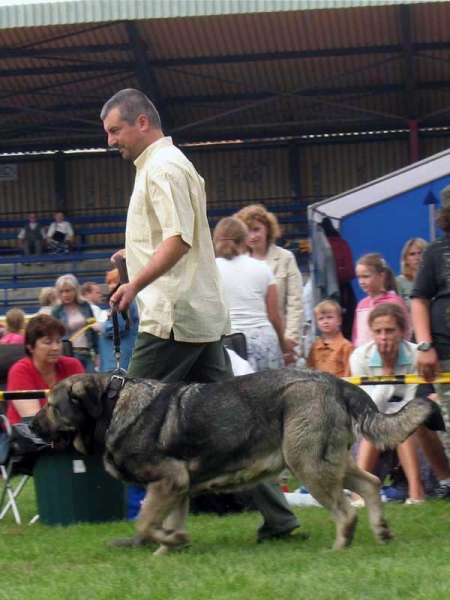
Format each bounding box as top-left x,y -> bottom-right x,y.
308,148 -> 450,300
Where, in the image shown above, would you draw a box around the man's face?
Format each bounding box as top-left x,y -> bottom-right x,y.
103,107 -> 147,162
86,285 -> 103,305
55,212 -> 64,223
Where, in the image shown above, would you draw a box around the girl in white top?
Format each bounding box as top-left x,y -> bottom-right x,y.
214,217 -> 287,372
350,302 -> 450,506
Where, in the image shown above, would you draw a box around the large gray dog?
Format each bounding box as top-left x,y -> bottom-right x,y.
32,369 -> 431,554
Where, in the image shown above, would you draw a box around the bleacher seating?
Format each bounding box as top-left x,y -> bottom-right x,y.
0,214 -> 126,254
0,203 -> 309,310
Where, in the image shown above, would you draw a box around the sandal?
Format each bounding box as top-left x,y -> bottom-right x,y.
404,497 -> 425,505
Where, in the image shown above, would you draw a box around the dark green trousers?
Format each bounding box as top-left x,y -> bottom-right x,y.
127,331 -> 300,538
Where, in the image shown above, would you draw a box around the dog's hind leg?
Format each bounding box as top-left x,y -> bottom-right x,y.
284,442 -> 358,550
153,497 -> 190,556
297,471 -> 358,550
344,459 -> 393,545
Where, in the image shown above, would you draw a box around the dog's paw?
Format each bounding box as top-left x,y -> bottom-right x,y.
163,529 -> 189,547
376,521 -> 394,544
107,534 -> 155,548
153,539 -> 191,556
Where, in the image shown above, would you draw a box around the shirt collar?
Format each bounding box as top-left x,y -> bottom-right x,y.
134,136 -> 173,170
316,332 -> 345,350
368,341 -> 410,367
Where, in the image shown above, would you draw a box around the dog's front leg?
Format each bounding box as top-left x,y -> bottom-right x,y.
136,481 -> 188,548
153,497 -> 190,556
136,459 -> 190,549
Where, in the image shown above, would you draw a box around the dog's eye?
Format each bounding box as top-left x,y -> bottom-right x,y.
70,393 -> 82,405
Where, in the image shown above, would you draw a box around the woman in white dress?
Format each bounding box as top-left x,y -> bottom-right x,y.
213,217 -> 289,372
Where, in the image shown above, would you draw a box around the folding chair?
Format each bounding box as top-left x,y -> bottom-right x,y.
0,416 -> 46,525
0,414 -> 31,524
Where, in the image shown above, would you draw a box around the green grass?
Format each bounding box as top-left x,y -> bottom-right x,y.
1,484 -> 450,600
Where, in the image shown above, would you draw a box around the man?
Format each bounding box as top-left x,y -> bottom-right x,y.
46,211 -> 74,254
81,281 -> 108,323
100,88 -> 302,544
17,212 -> 45,259
411,185 -> 450,499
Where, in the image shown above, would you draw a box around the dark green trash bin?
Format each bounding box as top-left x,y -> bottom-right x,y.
33,449 -> 126,526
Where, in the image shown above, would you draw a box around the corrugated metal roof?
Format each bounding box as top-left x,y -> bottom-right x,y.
2,1 -> 450,152
0,0 -> 445,30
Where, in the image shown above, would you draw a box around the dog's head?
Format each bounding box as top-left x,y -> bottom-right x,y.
31,373 -> 112,455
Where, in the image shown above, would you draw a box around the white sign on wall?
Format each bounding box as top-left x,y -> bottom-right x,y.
0,165 -> 18,181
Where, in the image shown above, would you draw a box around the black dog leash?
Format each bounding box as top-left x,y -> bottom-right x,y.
110,255 -> 133,373
114,254 -> 132,331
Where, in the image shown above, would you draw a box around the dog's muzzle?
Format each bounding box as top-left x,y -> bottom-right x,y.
30,409 -> 74,449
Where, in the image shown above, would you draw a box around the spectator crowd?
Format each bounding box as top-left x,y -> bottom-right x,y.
3,204 -> 450,509
3,88 -> 450,534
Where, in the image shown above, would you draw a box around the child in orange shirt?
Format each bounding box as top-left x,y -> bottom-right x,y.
307,300 -> 354,377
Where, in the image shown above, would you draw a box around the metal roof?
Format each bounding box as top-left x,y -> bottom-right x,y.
2,0 -> 450,152
1,1 -> 440,29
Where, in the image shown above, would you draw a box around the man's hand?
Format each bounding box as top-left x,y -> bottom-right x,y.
283,337 -> 300,365
109,281 -> 138,313
416,347 -> 440,383
111,248 -> 126,265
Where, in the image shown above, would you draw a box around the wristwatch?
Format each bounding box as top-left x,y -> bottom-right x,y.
417,341 -> 433,352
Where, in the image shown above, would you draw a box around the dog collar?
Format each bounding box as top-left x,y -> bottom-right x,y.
92,371 -> 127,453
107,371 -> 126,401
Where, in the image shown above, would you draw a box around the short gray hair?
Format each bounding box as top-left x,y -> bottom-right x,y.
100,88 -> 162,129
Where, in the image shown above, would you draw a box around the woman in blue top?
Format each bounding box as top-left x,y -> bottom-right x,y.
52,273 -> 99,372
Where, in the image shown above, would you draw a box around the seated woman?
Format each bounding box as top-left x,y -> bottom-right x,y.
350,303 -> 450,506
214,216 -> 290,371
6,314 -> 84,425
52,274 -> 99,373
46,211 -> 74,255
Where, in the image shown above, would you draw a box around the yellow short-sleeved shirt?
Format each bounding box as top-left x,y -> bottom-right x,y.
126,137 -> 230,342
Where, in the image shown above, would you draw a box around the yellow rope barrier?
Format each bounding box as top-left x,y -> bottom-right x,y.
343,374 -> 450,386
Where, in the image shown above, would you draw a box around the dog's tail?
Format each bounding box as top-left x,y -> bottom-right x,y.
343,380 -> 432,450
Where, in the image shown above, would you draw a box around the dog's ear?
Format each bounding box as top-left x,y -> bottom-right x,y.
69,377 -> 104,419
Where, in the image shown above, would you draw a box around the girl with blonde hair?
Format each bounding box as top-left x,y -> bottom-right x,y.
353,253 -> 410,347
396,238 -> 427,309
0,308 -> 25,344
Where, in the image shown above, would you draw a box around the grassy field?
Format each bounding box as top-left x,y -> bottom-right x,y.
1,484 -> 450,600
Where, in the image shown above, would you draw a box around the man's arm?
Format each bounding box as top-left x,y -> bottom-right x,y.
110,235 -> 190,312
411,297 -> 439,382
